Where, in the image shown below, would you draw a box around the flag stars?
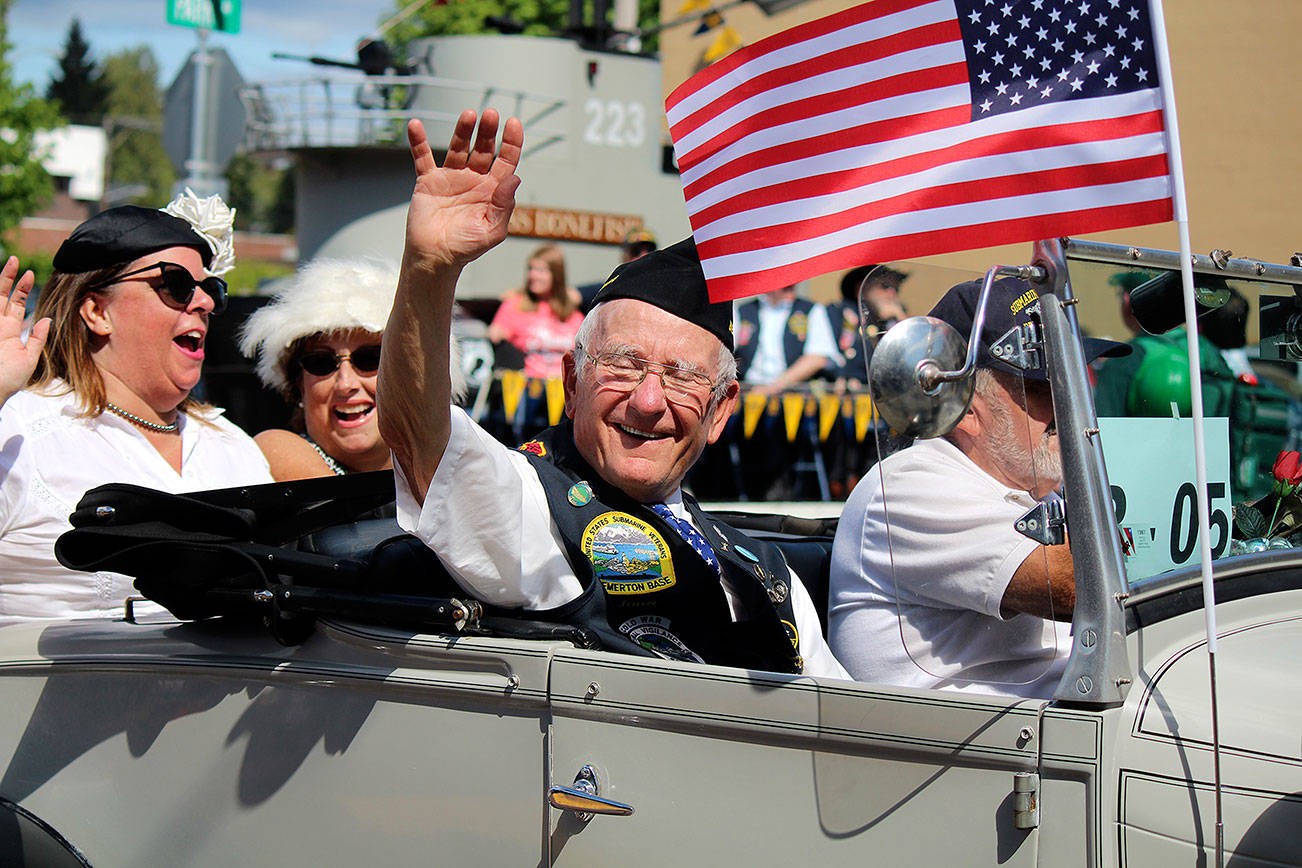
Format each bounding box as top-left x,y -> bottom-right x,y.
980,98 -> 993,112
1105,72 -> 1118,86
1071,49 -> 1084,63
1039,56 -> 1053,70
1009,62 -> 1022,76
1119,55 -> 1131,68
1048,8 -> 1061,22
1000,2 -> 1012,16
1136,67 -> 1149,82
1036,26 -> 1048,40
1032,0 -> 1044,9
979,68 -> 992,83
1083,31 -> 1097,45
1086,59 -> 1100,74
996,82 -> 1009,95
1009,92 -> 1023,105
1026,75 -> 1040,89
1051,37 -> 1064,52
1070,77 -> 1084,91
1103,43 -> 1115,56
1058,67 -> 1071,81
969,9 -> 982,23
1095,12 -> 1108,26
1041,84 -> 1053,97
1127,5 -> 1139,19
1018,14 -> 1031,28
988,20 -> 1001,35
1132,36 -> 1144,50
992,50 -> 1005,64
974,39 -> 987,53
1065,19 -> 1077,34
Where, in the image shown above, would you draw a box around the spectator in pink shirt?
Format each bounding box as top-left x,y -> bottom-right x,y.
488,244 -> 583,378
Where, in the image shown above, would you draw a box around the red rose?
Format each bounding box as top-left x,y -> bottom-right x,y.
1272,450 -> 1302,496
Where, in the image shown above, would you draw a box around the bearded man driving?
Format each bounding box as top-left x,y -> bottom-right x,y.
827,277 -> 1126,697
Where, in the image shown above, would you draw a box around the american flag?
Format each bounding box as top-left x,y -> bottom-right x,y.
667,0 -> 1173,302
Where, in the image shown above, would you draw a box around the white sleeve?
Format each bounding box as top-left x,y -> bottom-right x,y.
788,567 -> 850,679
393,407 -> 583,609
802,303 -> 842,364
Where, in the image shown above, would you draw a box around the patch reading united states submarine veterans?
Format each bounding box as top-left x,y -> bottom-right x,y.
581,512 -> 677,595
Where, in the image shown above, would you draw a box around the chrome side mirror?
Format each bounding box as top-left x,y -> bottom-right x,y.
868,315 -> 974,439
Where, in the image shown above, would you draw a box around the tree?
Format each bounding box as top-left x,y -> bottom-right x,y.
386,0 -> 660,57
45,18 -> 108,125
99,46 -> 174,206
0,1 -> 59,241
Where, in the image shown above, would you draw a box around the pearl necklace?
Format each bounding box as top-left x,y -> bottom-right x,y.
105,402 -> 180,433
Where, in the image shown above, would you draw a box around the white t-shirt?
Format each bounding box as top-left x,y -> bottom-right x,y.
738,298 -> 841,385
395,406 -> 848,679
0,385 -> 273,621
828,437 -> 1071,697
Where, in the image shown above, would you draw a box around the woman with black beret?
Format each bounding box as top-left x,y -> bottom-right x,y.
0,190 -> 272,621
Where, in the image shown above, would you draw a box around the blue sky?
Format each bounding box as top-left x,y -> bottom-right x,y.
11,0 -> 399,92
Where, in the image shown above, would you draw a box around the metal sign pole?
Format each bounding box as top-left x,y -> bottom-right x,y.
183,27 -> 213,195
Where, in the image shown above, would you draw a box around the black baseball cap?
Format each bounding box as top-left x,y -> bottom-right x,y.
929,277 -> 1129,380
591,237 -> 734,351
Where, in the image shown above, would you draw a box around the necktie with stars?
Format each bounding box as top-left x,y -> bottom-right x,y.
648,503 -> 722,579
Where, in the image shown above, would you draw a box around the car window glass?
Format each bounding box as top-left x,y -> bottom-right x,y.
1066,256 -> 1302,588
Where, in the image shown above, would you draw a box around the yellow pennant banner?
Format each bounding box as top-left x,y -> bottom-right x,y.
501,370 -> 526,420
704,25 -> 742,64
818,395 -> 842,442
853,394 -> 875,442
782,393 -> 805,442
742,391 -> 767,439
545,376 -> 565,425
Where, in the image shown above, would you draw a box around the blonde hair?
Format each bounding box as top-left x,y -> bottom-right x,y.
29,265 -> 207,417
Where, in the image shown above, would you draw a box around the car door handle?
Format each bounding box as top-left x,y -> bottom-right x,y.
548,765 -> 634,820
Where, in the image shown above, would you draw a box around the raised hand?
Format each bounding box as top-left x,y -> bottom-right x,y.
0,256 -> 48,407
403,110 -> 524,273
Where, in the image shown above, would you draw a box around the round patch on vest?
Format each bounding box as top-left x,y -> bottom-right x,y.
567,481 -> 594,506
581,512 -> 677,595
618,615 -> 703,663
782,619 -> 799,650
789,311 -> 809,340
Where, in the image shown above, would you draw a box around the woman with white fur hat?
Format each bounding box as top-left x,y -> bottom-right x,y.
240,258 -> 462,480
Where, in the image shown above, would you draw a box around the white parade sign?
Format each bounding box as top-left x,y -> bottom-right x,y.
1098,416 -> 1231,582
167,0 -> 241,34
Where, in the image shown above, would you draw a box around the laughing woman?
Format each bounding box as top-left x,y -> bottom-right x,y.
0,191 -> 273,621
240,258 -> 461,481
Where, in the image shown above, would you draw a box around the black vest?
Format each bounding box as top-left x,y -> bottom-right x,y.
734,298 -> 818,381
516,424 -> 804,674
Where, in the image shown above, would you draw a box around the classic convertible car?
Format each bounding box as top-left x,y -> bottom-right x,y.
1,239 -> 1299,866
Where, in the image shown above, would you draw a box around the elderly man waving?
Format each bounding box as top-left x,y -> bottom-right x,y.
379,110 -> 845,678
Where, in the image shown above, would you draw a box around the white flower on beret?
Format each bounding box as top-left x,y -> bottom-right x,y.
162,187 -> 237,276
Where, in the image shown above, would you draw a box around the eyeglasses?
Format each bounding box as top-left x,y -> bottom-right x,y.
298,345 -> 382,377
585,350 -> 716,408
91,261 -> 228,315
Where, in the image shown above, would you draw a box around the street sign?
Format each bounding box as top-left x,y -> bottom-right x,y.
167,0 -> 241,35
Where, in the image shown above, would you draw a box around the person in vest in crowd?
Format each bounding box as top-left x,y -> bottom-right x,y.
488,243 -> 583,379
378,110 -> 846,678
829,277 -> 1129,697
733,283 -> 840,396
828,264 -> 909,387
239,258 -> 464,480
0,190 -> 273,621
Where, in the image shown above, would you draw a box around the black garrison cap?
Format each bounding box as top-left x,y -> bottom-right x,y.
53,206 -> 212,274
590,237 -> 735,351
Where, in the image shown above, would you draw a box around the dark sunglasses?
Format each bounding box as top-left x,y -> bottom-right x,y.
92,261 -> 228,314
298,345 -> 382,377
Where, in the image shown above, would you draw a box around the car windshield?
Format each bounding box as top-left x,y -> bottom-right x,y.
850,247 -> 1302,694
